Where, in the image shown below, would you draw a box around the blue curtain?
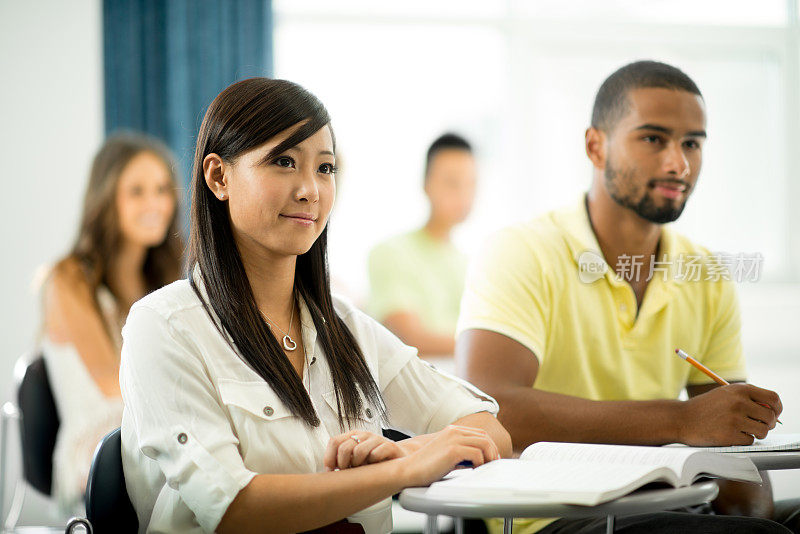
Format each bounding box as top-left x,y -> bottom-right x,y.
103,0 -> 273,184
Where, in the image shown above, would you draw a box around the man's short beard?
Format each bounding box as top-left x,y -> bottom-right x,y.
604,162 -> 686,224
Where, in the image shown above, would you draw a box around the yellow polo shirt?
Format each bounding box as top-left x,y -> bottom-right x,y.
457,199 -> 746,533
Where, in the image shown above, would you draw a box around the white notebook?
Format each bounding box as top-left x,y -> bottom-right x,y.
425,441 -> 760,507
682,433 -> 800,453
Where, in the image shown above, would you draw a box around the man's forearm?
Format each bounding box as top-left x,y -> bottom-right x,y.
493,386 -> 684,452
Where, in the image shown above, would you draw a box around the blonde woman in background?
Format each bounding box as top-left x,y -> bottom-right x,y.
41,132 -> 183,513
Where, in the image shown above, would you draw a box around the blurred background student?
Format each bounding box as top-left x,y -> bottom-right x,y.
40,132 -> 183,513
367,133 -> 476,359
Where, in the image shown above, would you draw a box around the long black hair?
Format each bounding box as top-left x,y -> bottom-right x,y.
188,78 -> 385,428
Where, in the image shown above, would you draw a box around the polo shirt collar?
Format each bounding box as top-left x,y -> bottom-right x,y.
557,195 -> 684,315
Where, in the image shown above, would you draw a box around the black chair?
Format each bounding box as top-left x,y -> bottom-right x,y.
5,356 -> 135,533
81,427 -> 138,533
0,353 -> 62,528
17,354 -> 60,497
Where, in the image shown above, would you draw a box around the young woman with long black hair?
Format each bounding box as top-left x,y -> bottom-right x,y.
119,78 -> 511,533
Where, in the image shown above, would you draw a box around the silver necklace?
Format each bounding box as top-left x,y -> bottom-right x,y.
260,297 -> 297,351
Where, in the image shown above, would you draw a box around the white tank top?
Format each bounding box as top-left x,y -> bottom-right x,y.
41,285 -> 124,515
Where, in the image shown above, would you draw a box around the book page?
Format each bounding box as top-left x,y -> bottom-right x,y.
521,442 -> 694,475
681,453 -> 762,485
426,459 -> 672,505
683,433 -> 800,453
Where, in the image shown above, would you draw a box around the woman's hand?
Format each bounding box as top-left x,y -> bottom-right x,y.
393,433 -> 434,456
398,425 -> 500,487
324,431 -> 405,471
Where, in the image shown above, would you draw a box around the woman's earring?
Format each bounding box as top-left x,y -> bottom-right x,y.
219,193 -> 226,200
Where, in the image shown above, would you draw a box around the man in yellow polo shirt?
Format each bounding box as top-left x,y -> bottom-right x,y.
457,61 -> 797,533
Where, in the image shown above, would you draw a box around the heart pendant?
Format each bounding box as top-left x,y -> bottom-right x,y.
283,335 -> 297,351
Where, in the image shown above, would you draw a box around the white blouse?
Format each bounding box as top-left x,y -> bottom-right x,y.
120,273 -> 498,534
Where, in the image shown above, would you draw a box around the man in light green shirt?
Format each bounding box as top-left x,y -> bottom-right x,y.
368,133 -> 476,357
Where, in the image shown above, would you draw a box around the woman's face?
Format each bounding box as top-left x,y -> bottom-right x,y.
219,124 -> 336,260
115,151 -> 176,249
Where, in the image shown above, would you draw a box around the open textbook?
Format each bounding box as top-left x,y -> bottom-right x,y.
679,433 -> 800,453
426,442 -> 761,507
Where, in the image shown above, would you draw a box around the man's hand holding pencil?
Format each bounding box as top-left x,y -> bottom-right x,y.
675,349 -> 784,446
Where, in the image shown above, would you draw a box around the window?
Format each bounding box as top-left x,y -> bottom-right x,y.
274,1 -> 800,298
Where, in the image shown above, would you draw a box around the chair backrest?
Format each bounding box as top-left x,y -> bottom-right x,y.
85,427 -> 138,532
16,354 -> 60,496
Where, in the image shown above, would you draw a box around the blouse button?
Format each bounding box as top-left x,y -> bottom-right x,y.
263,406 -> 274,417
365,408 -> 373,419
177,433 -> 188,444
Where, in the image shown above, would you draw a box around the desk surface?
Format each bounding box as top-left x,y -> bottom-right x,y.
734,451 -> 800,471
399,481 -> 719,519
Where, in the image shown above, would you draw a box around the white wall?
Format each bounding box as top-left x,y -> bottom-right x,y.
740,284 -> 800,501
0,0 -> 103,524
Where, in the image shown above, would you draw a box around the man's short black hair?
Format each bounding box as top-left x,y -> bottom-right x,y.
425,133 -> 472,179
591,60 -> 703,133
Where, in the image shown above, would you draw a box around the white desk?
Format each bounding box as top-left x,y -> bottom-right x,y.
400,481 -> 719,534
735,451 -> 800,471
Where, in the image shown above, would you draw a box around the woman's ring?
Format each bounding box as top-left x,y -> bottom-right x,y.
351,435 -> 360,444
